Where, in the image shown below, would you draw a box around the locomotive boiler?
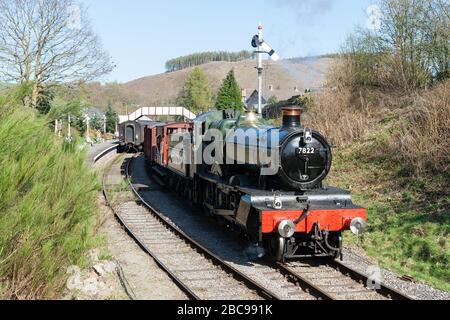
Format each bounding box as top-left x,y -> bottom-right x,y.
208,107 -> 332,192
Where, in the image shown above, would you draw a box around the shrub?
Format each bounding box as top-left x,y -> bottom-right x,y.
0,105 -> 99,299
303,86 -> 374,147
307,67 -> 450,177
394,80 -> 450,175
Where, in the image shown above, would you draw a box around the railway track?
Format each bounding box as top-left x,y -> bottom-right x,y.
103,153 -> 413,301
130,154 -> 411,300
273,259 -> 412,300
102,155 -> 280,300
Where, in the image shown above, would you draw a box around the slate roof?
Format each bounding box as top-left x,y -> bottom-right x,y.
245,90 -> 267,106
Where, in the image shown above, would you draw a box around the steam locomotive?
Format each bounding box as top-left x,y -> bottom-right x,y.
140,106 -> 367,262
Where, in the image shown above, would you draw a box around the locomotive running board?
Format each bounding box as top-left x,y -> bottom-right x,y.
153,166 -> 168,177
151,173 -> 166,187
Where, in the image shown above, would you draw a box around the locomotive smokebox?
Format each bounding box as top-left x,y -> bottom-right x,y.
282,106 -> 303,129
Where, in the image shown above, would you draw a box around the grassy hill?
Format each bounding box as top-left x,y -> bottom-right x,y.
124,57 -> 333,107
76,56 -> 334,114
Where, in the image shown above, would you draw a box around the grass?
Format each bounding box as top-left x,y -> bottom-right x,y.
102,155 -> 135,208
327,143 -> 449,292
107,181 -> 135,208
303,70 -> 450,291
0,104 -> 101,299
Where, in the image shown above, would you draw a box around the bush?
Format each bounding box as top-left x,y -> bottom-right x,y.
303,86 -> 374,147
306,68 -> 450,177
0,105 -> 99,299
394,80 -> 450,175
339,0 -> 449,91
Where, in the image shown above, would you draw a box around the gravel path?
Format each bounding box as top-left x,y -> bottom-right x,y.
131,155 -> 449,300
99,199 -> 188,300
131,156 -> 316,300
115,201 -> 264,300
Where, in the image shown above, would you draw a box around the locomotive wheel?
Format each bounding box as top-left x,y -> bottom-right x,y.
268,236 -> 286,262
326,232 -> 342,260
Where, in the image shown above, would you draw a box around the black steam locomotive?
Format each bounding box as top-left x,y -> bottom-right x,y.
144,105 -> 367,262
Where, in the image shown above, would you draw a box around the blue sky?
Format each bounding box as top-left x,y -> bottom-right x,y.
80,0 -> 375,83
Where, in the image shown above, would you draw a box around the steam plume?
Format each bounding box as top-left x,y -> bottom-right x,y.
273,0 -> 335,22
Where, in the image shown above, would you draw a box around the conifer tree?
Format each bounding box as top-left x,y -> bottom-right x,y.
215,70 -> 244,111
89,114 -> 103,131
105,102 -> 119,133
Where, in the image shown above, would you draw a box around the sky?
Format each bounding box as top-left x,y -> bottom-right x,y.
79,0 -> 376,83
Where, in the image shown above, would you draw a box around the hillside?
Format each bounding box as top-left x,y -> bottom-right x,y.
304,77 -> 450,291
123,57 -> 333,108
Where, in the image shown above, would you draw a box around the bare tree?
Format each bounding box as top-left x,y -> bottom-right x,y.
340,0 -> 449,91
0,0 -> 114,108
423,0 -> 450,80
378,0 -> 432,90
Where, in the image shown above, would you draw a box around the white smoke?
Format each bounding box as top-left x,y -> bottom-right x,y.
281,57 -> 326,88
268,0 -> 335,56
267,0 -> 336,88
272,0 -> 335,23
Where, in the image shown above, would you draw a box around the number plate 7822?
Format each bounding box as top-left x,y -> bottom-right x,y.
296,147 -> 315,155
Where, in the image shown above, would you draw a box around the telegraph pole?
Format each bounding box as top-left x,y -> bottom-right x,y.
85,113 -> 90,139
67,113 -> 72,143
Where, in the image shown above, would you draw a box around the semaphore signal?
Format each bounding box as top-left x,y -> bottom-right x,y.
251,23 -> 280,115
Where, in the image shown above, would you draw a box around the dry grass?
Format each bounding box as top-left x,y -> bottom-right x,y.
303,87 -> 374,147
307,61 -> 450,290
305,59 -> 450,178
394,81 -> 450,175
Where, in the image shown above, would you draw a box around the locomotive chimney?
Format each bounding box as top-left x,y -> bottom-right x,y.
281,106 -> 303,129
